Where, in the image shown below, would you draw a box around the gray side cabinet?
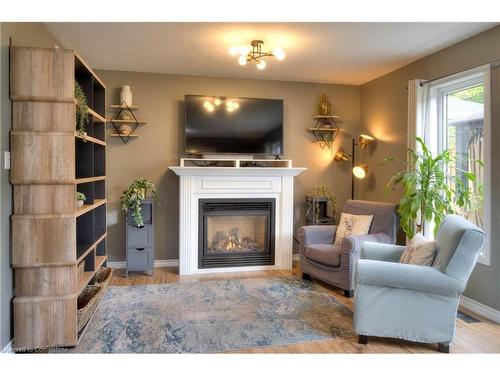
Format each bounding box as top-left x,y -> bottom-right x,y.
126,199 -> 154,276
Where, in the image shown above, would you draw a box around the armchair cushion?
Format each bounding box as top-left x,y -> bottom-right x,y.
399,233 -> 437,266
356,259 -> 465,297
298,225 -> 337,247
334,213 -> 373,245
361,242 -> 405,262
304,244 -> 341,267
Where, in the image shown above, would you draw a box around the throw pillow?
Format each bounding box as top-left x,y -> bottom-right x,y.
399,233 -> 437,266
334,213 -> 373,245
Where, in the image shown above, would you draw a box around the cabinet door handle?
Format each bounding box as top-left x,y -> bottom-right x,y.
136,248 -> 145,251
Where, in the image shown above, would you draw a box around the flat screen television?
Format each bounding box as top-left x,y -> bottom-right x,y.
185,95 -> 283,156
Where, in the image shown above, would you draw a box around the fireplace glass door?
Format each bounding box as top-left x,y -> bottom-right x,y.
199,199 -> 275,268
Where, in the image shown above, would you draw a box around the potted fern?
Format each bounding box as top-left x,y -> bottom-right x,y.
120,178 -> 160,227
383,137 -> 482,238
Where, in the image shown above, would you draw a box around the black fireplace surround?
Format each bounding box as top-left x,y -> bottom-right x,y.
198,198 -> 275,268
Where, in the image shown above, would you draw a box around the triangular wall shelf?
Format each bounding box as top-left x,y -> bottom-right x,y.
107,102 -> 146,144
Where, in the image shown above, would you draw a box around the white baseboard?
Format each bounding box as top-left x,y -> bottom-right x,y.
459,295 -> 500,324
110,257 -> 298,269
2,340 -> 13,353
108,259 -> 179,269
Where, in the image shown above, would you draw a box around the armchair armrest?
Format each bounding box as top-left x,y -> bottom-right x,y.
341,233 -> 392,256
298,225 -> 337,247
361,242 -> 406,262
356,259 -> 466,297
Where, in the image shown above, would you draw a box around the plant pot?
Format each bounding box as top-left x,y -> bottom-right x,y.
77,200 -> 84,208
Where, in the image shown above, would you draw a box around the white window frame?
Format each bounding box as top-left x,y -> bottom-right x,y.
428,66 -> 491,265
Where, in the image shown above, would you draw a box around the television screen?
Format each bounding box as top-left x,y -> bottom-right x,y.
185,95 -> 283,156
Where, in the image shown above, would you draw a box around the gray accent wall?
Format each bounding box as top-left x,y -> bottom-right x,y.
0,22 -> 60,348
359,25 -> 500,310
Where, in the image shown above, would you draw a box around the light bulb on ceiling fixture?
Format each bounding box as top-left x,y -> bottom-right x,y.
238,56 -> 247,66
232,102 -> 239,109
214,98 -> 222,106
353,164 -> 368,179
273,48 -> 286,61
256,60 -> 266,70
229,46 -> 239,56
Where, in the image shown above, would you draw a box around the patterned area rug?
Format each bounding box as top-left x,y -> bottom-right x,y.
71,276 -> 354,353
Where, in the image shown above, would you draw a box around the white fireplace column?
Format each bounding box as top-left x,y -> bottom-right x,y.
169,166 -> 306,275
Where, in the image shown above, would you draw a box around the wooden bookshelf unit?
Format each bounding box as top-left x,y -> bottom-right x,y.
10,46 -> 107,350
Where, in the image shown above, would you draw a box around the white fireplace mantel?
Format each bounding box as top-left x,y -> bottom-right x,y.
169,165 -> 306,275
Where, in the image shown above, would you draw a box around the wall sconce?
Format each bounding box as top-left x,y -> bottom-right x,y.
334,134 -> 376,198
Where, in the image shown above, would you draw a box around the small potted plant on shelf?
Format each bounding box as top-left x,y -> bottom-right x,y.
75,82 -> 88,140
76,192 -> 86,208
120,178 -> 160,227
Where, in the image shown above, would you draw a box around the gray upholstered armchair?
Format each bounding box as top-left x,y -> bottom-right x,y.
354,214 -> 487,353
298,200 -> 398,297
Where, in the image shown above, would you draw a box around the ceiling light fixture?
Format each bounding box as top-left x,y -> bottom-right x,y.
229,40 -> 285,70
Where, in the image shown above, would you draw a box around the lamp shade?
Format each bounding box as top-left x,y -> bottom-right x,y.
359,134 -> 375,150
334,150 -> 349,162
353,164 -> 368,179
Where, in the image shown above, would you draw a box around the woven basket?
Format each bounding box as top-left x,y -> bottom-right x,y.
77,285 -> 102,332
95,267 -> 113,290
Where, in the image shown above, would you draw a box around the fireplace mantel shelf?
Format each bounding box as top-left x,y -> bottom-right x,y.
169,166 -> 306,177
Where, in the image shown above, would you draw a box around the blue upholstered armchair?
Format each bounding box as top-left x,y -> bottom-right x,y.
353,214 -> 487,353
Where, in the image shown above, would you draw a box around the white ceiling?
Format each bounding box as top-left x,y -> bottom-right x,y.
45,22 -> 496,85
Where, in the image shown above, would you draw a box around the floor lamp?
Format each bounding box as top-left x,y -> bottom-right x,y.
334,134 -> 375,199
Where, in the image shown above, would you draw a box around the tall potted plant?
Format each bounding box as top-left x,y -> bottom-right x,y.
383,137 -> 482,238
120,178 -> 160,227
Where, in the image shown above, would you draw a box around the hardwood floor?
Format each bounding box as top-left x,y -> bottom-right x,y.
110,262 -> 500,354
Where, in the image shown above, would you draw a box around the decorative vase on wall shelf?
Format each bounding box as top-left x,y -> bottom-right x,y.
317,93 -> 331,116
77,200 -> 84,208
120,124 -> 132,135
120,85 -> 133,107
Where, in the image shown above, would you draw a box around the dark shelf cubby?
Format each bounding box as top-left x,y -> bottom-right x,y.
94,180 -> 105,200
96,238 -> 106,257
76,211 -> 94,260
94,144 -> 106,176
92,78 -> 105,117
75,58 -> 93,110
75,139 -> 93,179
83,249 -> 95,273
94,204 -> 107,240
77,182 -> 94,206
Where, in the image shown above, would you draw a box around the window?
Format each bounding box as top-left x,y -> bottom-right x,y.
427,66 -> 491,265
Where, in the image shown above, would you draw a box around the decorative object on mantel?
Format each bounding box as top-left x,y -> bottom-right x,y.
317,93 -> 332,116
306,94 -> 342,150
229,40 -> 285,70
306,184 -> 336,225
334,134 -> 375,199
107,101 -> 146,143
120,178 -> 160,228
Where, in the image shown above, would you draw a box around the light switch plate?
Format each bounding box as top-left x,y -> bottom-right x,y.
4,151 -> 11,170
